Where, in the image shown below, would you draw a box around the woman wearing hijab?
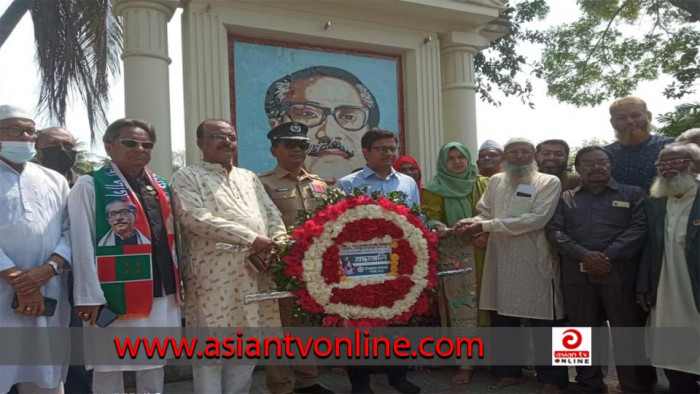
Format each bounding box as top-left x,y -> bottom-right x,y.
393,155 -> 423,195
421,142 -> 489,384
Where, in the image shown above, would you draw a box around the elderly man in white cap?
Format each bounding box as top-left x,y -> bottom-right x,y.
0,105 -> 71,393
456,137 -> 567,393
476,139 -> 505,178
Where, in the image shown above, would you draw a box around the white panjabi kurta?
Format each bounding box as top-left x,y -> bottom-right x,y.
170,162 -> 286,328
68,174 -> 181,372
474,172 -> 565,320
649,186 -> 700,374
0,161 -> 71,392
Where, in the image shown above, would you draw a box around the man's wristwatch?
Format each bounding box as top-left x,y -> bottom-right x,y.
46,260 -> 64,275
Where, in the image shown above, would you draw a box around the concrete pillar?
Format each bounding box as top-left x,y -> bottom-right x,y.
114,0 -> 179,179
440,32 -> 481,157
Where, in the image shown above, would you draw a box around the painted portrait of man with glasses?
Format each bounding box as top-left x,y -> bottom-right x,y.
265,66 -> 381,184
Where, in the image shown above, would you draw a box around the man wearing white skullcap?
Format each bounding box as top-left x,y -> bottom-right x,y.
0,105 -> 71,393
477,139 -> 504,178
455,137 -> 567,392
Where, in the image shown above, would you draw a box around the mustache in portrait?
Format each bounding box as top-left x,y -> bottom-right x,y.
307,140 -> 355,158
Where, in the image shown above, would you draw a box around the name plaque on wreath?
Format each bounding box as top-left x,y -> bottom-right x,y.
272,190 -> 439,327
340,243 -> 393,279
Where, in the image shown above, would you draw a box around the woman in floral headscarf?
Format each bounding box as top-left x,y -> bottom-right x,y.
421,141 -> 489,384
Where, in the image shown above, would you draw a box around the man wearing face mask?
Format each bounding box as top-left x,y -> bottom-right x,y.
35,127 -> 79,187
0,105 -> 71,394
36,127 -> 92,394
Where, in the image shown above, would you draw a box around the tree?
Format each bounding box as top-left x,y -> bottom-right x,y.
0,0 -> 122,142
479,0 -> 698,107
656,102 -> 700,137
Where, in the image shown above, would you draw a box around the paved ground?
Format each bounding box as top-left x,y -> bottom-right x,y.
160,365 -> 670,393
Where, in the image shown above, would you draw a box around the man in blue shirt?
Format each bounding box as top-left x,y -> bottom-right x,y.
604,97 -> 675,193
336,129 -> 420,209
335,129 -> 421,394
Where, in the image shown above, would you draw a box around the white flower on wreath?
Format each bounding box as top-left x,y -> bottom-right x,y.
301,204 -> 431,320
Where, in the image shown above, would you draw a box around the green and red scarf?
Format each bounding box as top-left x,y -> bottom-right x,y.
93,163 -> 181,319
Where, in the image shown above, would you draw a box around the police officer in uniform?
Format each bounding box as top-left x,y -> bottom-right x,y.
259,122 -> 333,394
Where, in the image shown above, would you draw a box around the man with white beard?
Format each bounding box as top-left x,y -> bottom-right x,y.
456,138 -> 567,393
636,143 -> 700,393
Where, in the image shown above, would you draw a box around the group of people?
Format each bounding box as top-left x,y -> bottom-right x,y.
0,94 -> 697,394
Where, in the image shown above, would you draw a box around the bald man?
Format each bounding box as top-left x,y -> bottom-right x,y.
36,127 -> 78,186
35,127 -> 91,394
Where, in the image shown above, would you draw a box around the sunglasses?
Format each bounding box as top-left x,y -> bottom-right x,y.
282,141 -> 310,150
118,139 -> 154,150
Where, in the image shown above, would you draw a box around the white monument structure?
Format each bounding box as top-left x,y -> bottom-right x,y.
114,0 -> 508,180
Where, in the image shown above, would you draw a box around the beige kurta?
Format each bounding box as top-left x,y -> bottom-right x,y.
474,172 -> 565,320
171,162 -> 286,328
649,187 -> 700,374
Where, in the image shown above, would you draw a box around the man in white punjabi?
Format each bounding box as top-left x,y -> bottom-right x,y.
35,126 -> 93,394
456,137 -> 567,393
68,118 -> 182,394
171,119 -> 286,394
636,143 -> 700,393
259,122 -> 334,394
336,129 -> 421,394
0,105 -> 71,394
547,146 -> 652,393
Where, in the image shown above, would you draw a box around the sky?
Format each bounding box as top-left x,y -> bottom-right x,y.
0,0 -> 690,161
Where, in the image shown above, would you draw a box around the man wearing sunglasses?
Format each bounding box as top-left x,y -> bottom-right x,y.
259,122 -> 333,394
0,105 -> 71,394
68,118 -> 182,394
265,66 -> 380,184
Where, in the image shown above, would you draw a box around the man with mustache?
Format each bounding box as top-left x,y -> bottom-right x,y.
637,143 -> 700,393
259,122 -> 333,394
98,200 -> 150,246
535,139 -> 580,192
547,146 -> 652,393
456,138 -> 568,393
171,119 -> 286,394
265,66 -> 380,184
476,139 -> 505,178
68,118 -> 182,393
605,97 -> 675,193
35,127 -> 79,187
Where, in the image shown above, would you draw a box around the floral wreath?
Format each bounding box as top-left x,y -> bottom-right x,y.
272,189 -> 439,327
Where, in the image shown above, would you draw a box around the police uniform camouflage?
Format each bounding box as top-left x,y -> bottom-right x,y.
259,167 -> 327,228
259,122 -> 333,394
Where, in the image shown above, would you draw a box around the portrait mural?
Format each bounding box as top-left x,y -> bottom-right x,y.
230,37 -> 403,184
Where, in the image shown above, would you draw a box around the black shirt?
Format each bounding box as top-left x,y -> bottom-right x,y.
547,178 -> 647,285
124,172 -> 177,297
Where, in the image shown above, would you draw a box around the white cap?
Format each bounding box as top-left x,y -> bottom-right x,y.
0,105 -> 33,122
504,137 -> 535,150
479,139 -> 503,152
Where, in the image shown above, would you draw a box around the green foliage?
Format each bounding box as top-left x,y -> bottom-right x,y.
0,0 -> 122,143
73,150 -> 95,175
656,102 -> 700,137
541,0 -> 699,106
475,0 -> 550,107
